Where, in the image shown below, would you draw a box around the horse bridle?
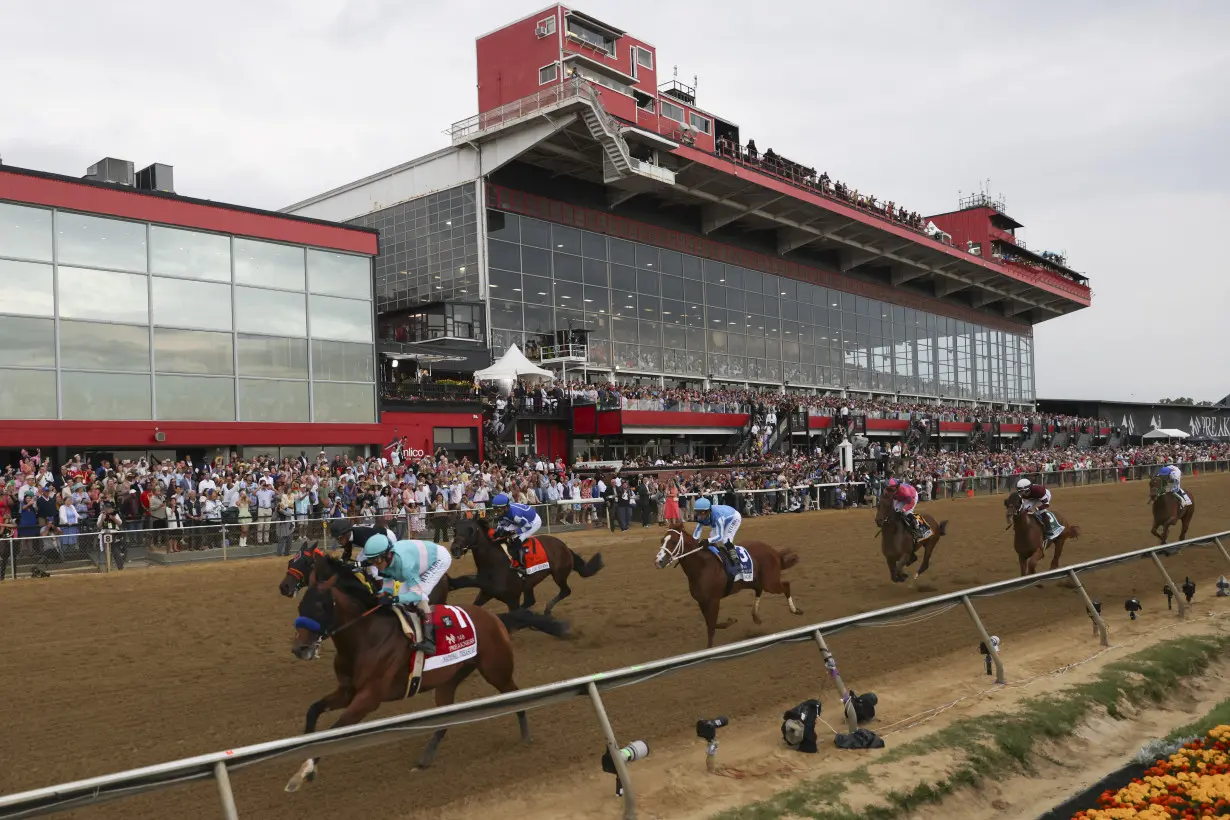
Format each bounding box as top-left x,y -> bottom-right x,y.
656,529 -> 707,568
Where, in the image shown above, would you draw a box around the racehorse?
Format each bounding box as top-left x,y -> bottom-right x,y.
277,541 -> 450,605
1004,493 -> 1080,576
1149,475 -> 1194,545
285,554 -> 567,792
873,492 -> 948,584
449,518 -> 604,615
654,528 -> 802,648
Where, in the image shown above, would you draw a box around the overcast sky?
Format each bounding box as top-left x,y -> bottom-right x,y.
3,0 -> 1227,403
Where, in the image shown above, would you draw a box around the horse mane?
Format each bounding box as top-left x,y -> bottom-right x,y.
317,554 -> 379,607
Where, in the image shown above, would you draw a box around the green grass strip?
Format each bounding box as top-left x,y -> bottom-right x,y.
714,634 -> 1230,820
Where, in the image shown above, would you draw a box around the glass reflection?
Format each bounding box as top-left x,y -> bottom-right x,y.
57,212 -> 148,272
0,259 -> 54,317
0,202 -> 53,262
150,226 -> 231,282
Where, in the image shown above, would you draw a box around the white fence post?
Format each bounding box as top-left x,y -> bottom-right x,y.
1150,552 -> 1187,618
812,630 -> 858,732
961,595 -> 1005,684
213,761 -> 239,820
587,681 -> 636,820
1068,570 -> 1109,647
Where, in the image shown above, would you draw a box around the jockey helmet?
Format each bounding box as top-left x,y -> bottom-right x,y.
694,498 -> 712,513
492,493 -> 510,507
1157,466 -> 1170,476
328,518 -> 354,539
360,533 -> 392,560
886,478 -> 899,489
1015,478 -> 1031,492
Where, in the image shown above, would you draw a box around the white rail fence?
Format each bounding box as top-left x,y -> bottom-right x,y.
3,530 -> 1229,820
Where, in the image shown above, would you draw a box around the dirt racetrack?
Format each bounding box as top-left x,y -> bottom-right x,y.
3,474 -> 1230,819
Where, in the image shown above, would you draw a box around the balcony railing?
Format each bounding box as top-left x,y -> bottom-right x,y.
450,77 -> 595,144
380,381 -> 480,403
529,343 -> 590,362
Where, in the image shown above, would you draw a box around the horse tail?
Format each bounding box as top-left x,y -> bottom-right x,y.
779,549 -> 800,570
498,609 -> 571,638
570,549 -> 605,578
1066,524 -> 1081,540
936,520 -> 949,537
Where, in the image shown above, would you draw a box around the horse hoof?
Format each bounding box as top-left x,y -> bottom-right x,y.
286,760 -> 316,792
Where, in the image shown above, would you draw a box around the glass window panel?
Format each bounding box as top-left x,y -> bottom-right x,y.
149,226 -> 231,282
778,278 -> 797,300
60,320 -> 149,372
706,284 -> 726,308
151,276 -> 232,331
487,239 -> 521,272
58,267 -> 148,323
612,316 -> 638,343
636,267 -> 659,295
0,316 -> 55,367
581,231 -> 607,259
745,291 -> 763,315
582,257 -> 608,286
726,288 -> 744,312
583,286 -> 609,315
56,212 -> 147,272
156,375 -> 235,421
703,260 -> 725,284
489,267 -> 521,297
659,250 -> 682,276
762,296 -> 779,317
235,286 -> 306,336
660,274 -> 684,300
553,252 -> 582,282
237,334 -> 308,378
661,298 -> 686,323
635,244 -> 658,270
307,249 -> 371,298
312,340 -> 373,382
238,378 -> 309,422
309,294 -> 373,343
0,259 -> 54,317
522,303 -> 553,334
780,297 -> 796,321
519,218 -> 550,248
0,202 -> 53,262
62,371 -> 151,420
233,238 -> 305,290
490,299 -> 523,329
610,264 -> 637,292
521,274 -> 552,304
154,328 -> 233,375
554,279 -> 583,306
728,333 -> 745,356
0,368 -> 56,418
522,245 -> 551,277
551,225 -> 581,255
759,273 -> 777,296
663,323 -> 686,350
608,238 -> 634,265
313,381 -> 375,423
747,335 -> 766,358
486,210 -> 518,242
708,307 -> 727,327
639,320 -> 661,346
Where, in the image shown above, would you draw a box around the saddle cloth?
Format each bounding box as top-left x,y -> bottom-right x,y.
707,545 -> 754,583
392,605 -> 479,698
906,513 -> 932,541
1171,490 -> 1192,508
515,537 -> 551,575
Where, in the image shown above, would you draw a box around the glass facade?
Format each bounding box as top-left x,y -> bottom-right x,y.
0,200 -> 377,422
349,183 -> 480,314
486,209 -> 1036,404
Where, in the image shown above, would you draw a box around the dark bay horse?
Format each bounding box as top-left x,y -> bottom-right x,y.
277,541 -> 450,604
1149,476 -> 1194,544
654,528 -> 802,648
873,492 -> 948,584
285,554 -> 567,791
1004,494 -> 1080,576
449,518 -> 604,615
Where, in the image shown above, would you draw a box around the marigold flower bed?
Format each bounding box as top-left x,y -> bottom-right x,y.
1073,725 -> 1230,819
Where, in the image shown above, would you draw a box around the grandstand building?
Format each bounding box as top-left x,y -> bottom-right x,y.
285,5 -> 1092,460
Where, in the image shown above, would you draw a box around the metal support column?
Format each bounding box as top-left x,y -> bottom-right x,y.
587,681 -> 635,820
1068,570 -> 1109,646
1213,537 -> 1230,568
1150,553 -> 1187,618
812,630 -> 858,732
213,762 -> 239,820
961,595 -> 1005,684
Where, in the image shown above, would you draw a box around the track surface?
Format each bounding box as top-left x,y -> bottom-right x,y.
2,474 -> 1229,819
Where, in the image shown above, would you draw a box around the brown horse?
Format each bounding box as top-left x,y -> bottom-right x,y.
285,554 -> 567,791
873,492 -> 948,584
278,541 -> 451,604
1149,476 -> 1194,544
654,528 -> 802,648
449,518 -> 604,615
1004,494 -> 1080,576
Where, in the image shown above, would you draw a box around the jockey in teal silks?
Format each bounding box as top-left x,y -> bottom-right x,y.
692,497 -> 742,568
360,534 -> 452,656
1157,464 -> 1190,507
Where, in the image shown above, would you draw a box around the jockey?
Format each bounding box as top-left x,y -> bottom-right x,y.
692,497 -> 741,567
891,481 -> 926,539
1157,465 -> 1190,506
491,493 -> 541,578
328,518 -> 397,564
359,534 -> 452,656
1015,478 -> 1063,542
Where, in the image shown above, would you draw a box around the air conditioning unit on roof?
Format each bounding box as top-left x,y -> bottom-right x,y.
536,25 -> 550,37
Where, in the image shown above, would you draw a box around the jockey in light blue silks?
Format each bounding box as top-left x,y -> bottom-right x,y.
491,493 -> 542,578
1157,464 -> 1190,507
360,534 -> 452,656
692,497 -> 742,567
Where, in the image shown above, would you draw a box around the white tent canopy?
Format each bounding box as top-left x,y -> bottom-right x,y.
473,343 -> 555,383
1142,428 -> 1189,440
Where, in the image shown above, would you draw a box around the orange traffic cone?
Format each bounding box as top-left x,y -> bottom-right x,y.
966,489 -> 974,498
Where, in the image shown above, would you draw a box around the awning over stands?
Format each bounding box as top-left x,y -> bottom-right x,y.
1142,428 -> 1189,440
473,344 -> 555,383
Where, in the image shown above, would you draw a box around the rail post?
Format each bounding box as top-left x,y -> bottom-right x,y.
101,532 -> 112,573
587,681 -> 636,820
1150,553 -> 1187,618
1068,570 -> 1109,646
544,503 -> 552,535
1213,537 -> 1230,568
961,595 -> 1005,684
213,761 -> 239,820
812,630 -> 858,732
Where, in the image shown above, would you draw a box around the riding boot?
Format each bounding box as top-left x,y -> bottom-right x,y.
414,618 -> 437,656
724,541 -> 740,568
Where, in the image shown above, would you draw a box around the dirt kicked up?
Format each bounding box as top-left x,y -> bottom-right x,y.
1,473 -> 1229,820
